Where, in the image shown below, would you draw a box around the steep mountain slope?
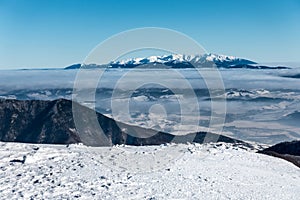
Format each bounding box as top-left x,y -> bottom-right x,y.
0,99 -> 81,144
0,99 -> 246,146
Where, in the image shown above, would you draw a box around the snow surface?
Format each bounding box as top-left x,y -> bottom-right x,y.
1,142 -> 299,199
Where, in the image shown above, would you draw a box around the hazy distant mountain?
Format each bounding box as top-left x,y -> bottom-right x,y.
65,53 -> 290,70
0,99 -> 247,146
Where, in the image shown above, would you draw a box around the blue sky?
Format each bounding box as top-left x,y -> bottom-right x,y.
0,0 -> 300,68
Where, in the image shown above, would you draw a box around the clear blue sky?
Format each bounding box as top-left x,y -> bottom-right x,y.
1,0 -> 300,69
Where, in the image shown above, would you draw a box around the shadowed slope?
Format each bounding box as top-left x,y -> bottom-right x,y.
0,99 -> 245,146
258,141 -> 300,168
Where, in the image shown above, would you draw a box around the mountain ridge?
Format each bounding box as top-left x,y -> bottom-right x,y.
0,98 -> 248,147
65,53 -> 290,70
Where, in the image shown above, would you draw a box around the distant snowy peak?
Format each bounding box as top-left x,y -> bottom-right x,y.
65,53 -> 290,69
112,54 -> 185,65
110,53 -> 257,68
204,53 -> 255,64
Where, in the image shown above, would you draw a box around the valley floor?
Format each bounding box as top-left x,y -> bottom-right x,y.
0,142 -> 299,199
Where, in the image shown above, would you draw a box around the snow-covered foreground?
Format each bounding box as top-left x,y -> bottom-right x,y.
0,142 -> 299,199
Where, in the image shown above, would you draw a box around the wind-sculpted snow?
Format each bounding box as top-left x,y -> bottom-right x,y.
0,142 -> 299,199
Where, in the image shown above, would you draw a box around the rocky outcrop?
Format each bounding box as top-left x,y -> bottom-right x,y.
0,99 -> 81,144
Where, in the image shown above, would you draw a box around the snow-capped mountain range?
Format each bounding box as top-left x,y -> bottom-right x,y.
65,53 -> 289,69
110,53 -> 256,67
